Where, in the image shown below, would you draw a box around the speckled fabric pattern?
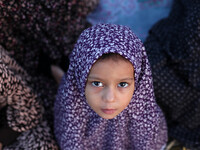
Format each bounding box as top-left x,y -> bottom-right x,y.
144,0 -> 200,148
0,0 -> 99,131
0,1 -> 99,149
55,24 -> 168,150
0,46 -> 42,132
0,46 -> 58,149
0,0 -> 99,73
3,120 -> 59,150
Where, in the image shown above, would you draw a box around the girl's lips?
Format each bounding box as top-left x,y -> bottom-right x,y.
101,109 -> 116,114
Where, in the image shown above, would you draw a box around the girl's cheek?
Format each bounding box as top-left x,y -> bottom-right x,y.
93,87 -> 103,94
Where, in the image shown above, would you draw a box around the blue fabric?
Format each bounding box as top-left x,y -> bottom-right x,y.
87,0 -> 173,41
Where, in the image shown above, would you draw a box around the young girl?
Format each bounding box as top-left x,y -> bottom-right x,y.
54,24 -> 167,150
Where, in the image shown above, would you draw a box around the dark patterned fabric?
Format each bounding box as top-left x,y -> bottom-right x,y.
3,120 -> 58,150
0,1 -> 99,148
0,46 -> 58,149
0,47 -> 42,132
144,0 -> 200,148
0,0 -> 99,74
0,0 -> 99,149
55,24 -> 167,150
0,107 -> 21,146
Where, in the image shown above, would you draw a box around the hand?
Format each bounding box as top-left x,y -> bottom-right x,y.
51,65 -> 65,85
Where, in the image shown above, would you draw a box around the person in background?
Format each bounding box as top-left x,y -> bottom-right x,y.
0,47 -> 58,149
144,0 -> 200,149
0,0 -> 99,149
54,24 -> 168,150
87,0 -> 173,41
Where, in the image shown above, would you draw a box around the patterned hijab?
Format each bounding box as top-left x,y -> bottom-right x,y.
54,24 -> 167,150
144,0 -> 200,148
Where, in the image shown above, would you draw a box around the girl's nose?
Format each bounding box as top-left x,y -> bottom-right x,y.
103,87 -> 115,102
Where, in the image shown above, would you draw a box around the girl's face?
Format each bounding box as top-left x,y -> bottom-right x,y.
85,57 -> 135,119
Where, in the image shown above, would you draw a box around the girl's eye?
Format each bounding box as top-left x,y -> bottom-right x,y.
118,82 -> 128,88
92,81 -> 103,87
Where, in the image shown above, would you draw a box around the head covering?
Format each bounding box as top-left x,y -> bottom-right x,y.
54,24 -> 167,150
144,0 -> 200,148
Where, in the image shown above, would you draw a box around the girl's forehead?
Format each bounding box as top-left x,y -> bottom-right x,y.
88,57 -> 134,82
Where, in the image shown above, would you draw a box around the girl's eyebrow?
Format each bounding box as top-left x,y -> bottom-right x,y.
120,77 -> 134,81
87,76 -> 134,81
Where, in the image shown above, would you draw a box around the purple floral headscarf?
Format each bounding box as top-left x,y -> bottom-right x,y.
54,24 -> 167,150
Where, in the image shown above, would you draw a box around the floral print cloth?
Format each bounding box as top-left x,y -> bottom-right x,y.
55,24 -> 167,150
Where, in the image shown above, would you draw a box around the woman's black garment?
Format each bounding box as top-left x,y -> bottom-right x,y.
144,0 -> 200,148
0,107 -> 20,146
